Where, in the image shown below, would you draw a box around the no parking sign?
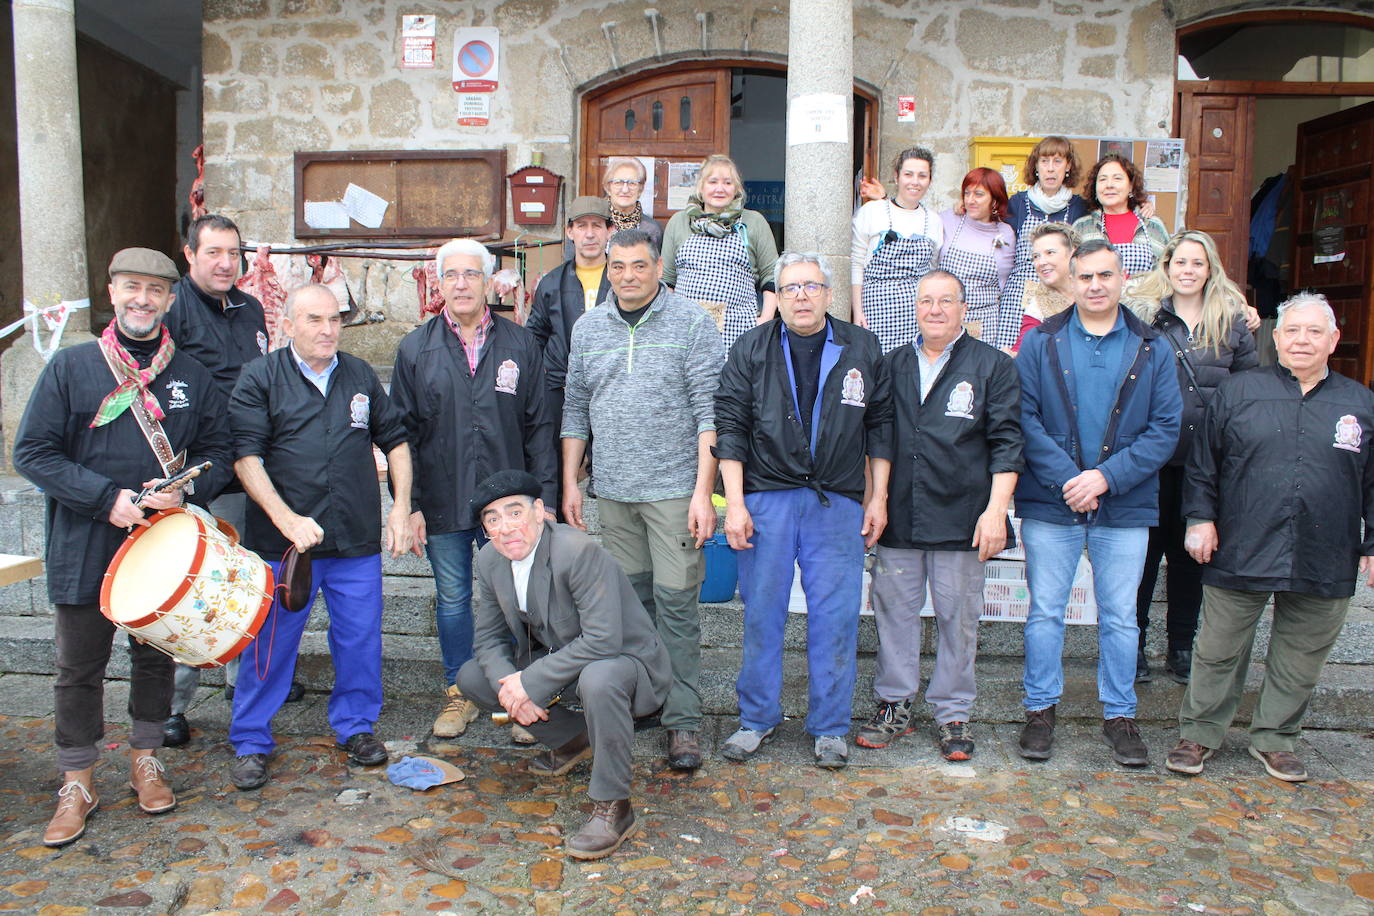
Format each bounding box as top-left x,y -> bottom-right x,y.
452,27 -> 499,92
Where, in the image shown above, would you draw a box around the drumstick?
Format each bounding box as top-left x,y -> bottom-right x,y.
131,461 -> 213,507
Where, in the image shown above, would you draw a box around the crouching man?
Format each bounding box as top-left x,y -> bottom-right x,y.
456,470 -> 670,859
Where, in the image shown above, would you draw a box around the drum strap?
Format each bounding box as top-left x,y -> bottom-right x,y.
99,344 -> 186,478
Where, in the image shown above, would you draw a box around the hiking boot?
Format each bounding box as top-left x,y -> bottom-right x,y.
814,735 -> 848,770
1166,648 -> 1192,684
1165,738 -> 1214,775
721,726 -> 775,762
529,732 -> 592,777
432,684 -> 480,739
510,723 -> 538,745
1249,747 -> 1308,782
129,750 -> 176,814
855,699 -> 914,749
938,721 -> 975,761
666,730 -> 702,771
1018,705 -> 1056,760
567,798 -> 637,860
230,753 -> 269,791
1103,716 -> 1149,767
1135,649 -> 1152,683
43,769 -> 97,847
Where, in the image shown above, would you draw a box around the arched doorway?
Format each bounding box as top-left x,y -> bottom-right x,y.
1176,11 -> 1374,380
580,61 -> 877,249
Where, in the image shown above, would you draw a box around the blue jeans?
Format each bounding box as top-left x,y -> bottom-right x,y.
736,488 -> 865,737
426,528 -> 486,685
1021,519 -> 1148,719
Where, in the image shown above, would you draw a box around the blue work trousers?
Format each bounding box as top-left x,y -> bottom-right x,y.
736,488 -> 865,737
230,554 -> 384,755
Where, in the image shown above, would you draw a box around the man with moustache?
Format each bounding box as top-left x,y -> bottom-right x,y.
227,285 -> 413,790
456,470 -> 670,860
14,248 -> 234,845
390,238 -> 555,742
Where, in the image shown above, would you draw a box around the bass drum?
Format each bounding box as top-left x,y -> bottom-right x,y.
100,504 -> 274,668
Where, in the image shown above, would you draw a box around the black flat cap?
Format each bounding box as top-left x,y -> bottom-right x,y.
471,469 -> 543,517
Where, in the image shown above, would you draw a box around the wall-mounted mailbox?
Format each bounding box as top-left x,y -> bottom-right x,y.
509,165 -> 562,226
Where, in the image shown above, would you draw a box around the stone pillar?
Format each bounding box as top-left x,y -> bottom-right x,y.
4,0 -> 90,464
783,0 -> 853,320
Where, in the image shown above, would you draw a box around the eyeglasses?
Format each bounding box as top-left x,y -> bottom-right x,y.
607,179 -> 643,188
916,296 -> 961,309
441,269 -> 484,285
779,282 -> 829,299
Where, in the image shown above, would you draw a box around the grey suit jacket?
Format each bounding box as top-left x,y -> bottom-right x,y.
471,520 -> 671,716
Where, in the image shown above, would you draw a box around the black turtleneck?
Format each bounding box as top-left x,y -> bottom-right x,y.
115,325 -> 161,368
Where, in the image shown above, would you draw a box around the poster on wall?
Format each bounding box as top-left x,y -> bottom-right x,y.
1143,139 -> 1183,193
1313,190 -> 1349,264
401,15 -> 436,68
787,93 -> 848,146
667,161 -> 701,210
452,27 -> 499,92
897,96 -> 916,123
457,93 -> 491,127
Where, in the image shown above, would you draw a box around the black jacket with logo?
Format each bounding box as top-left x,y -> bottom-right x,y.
231,348 -> 407,558
390,313 -> 556,534
713,317 -> 893,504
165,275 -> 268,397
1183,364 -> 1374,598
882,334 -> 1023,551
13,340 -> 233,604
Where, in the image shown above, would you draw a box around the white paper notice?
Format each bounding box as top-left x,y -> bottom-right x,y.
343,183 -> 389,229
787,93 -> 848,146
304,200 -> 350,230
667,161 -> 700,210
637,155 -> 655,214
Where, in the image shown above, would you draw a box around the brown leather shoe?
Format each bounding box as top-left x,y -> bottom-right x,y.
129,750 -> 176,814
1250,747 -> 1308,782
667,729 -> 702,770
1165,739 -> 1214,776
528,731 -> 591,777
567,798 -> 637,860
43,769 -> 99,847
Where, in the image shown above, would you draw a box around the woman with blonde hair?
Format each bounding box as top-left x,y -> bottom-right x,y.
1126,229 -> 1258,684
661,154 -> 779,352
1011,222 -> 1078,352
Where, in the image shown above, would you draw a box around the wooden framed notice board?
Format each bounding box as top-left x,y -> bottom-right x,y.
293,149 -> 506,239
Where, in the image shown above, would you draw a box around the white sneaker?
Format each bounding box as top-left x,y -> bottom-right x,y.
721,726 -> 775,762
814,735 -> 848,769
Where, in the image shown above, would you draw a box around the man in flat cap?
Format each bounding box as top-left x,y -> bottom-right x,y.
456,470 -> 670,860
14,248 -> 234,846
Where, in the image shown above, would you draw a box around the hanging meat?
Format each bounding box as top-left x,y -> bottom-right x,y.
188,145 -> 206,220
413,253 -> 445,317
237,246 -> 288,350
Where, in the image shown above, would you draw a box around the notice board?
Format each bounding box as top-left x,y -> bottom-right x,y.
293,149 -> 506,239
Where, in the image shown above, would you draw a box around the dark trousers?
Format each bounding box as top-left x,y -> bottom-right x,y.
55,603 -> 173,771
1135,464 -> 1204,652
457,654 -> 640,801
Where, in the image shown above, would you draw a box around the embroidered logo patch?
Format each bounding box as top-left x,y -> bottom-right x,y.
349,393 -> 370,429
945,380 -> 975,419
495,359 -> 520,395
1334,414 -> 1362,453
164,379 -> 190,410
256,330 -> 268,355
841,368 -> 866,407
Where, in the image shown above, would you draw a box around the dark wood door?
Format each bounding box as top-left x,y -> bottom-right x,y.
1178,90 -> 1254,285
1293,100 -> 1374,383
581,68 -> 731,221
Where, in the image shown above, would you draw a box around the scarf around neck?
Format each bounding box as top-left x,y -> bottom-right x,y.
1027,183 -> 1074,217
684,191 -> 746,238
610,200 -> 644,232
90,321 -> 175,428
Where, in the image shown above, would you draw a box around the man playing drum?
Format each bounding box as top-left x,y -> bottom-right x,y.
13,248 -> 235,847
227,284 -> 412,790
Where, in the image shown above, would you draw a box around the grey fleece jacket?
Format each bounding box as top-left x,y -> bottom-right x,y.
562,284 -> 724,502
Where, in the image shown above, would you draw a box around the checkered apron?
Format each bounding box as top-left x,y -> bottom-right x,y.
861,205 -> 937,354
996,207 -> 1049,350
674,226 -> 759,353
940,218 -> 1003,344
1117,238 -> 1159,279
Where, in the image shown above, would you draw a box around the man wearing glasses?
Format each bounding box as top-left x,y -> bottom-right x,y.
390,239 -> 557,744
714,252 -> 893,769
561,228 -> 723,771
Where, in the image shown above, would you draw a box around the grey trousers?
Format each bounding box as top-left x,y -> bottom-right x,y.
457,654 -> 641,801
869,546 -> 985,724
171,492 -> 246,714
1179,584 -> 1350,752
597,496 -> 704,731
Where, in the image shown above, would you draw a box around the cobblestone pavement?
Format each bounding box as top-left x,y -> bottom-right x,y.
0,680 -> 1372,915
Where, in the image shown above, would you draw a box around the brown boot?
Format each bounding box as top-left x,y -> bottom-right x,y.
432,685 -> 479,739
567,798 -> 637,860
129,750 -> 176,814
528,731 -> 592,777
43,768 -> 99,847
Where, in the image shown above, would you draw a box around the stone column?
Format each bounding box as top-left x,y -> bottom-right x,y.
784,0 -> 853,319
4,0 -> 90,463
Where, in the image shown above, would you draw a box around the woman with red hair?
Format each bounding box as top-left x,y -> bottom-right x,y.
938,168 -> 1015,345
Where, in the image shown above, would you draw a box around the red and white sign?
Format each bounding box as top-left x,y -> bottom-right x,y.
457,93 -> 491,127
897,96 -> 916,123
401,15 -> 437,69
452,26 -> 499,92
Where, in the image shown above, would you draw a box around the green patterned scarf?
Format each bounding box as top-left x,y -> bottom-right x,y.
684,191 -> 747,238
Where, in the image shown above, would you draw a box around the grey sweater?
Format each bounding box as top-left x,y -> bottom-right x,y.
562,284 -> 724,502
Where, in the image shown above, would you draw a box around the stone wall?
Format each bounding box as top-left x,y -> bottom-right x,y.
201,0 -> 1182,360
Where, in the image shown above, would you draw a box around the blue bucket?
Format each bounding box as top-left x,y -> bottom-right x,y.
699,533 -> 738,603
